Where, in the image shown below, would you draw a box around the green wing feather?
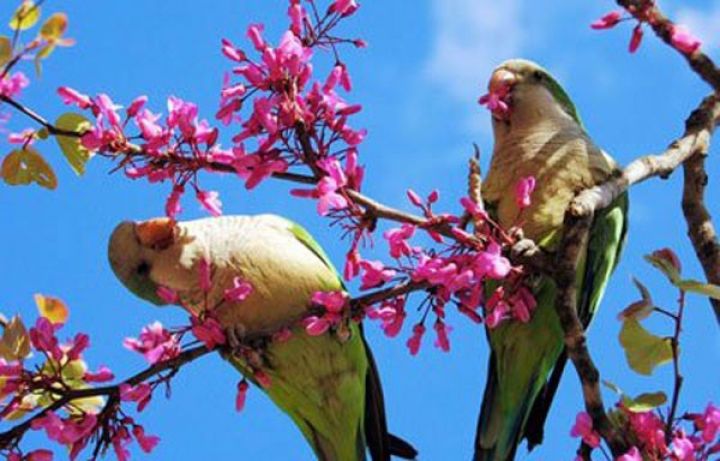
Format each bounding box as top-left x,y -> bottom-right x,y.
475,194 -> 628,460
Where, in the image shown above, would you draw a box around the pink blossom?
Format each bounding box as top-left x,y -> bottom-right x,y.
671,432 -> 696,461
406,324 -> 425,356
694,403 -> 720,443
236,380 -> 249,412
570,411 -> 601,448
165,185 -> 184,219
616,447 -> 642,461
120,383 -> 153,412
629,24 -> 643,53
31,412 -> 96,445
8,128 -> 36,145
94,93 -> 123,129
57,86 -> 92,109
590,11 -> 622,30
330,0 -> 359,17
191,315 -> 226,349
198,258 -> 212,292
254,370 -> 272,388
359,260 -> 396,289
670,25 -> 701,54
303,316 -> 331,336
474,242 -> 512,280
515,176 -> 536,209
112,430 -> 131,461
123,321 -> 180,365
84,365 -> 115,383
132,425 -> 160,453
224,276 -> 253,302
368,297 -> 406,337
27,450 -> 53,461
291,158 -> 349,215
433,321 -> 451,352
66,333 -> 90,360
29,317 -> 62,361
344,248 -> 362,281
247,24 -> 266,51
312,291 -> 348,313
460,196 -> 488,221
0,72 -> 29,99
509,286 -> 537,323
288,3 -> 306,35
384,224 -> 417,259
156,285 -> 179,304
478,82 -> 512,120
626,409 -> 667,453
221,38 -> 246,62
126,95 -> 148,118
197,190 -> 223,216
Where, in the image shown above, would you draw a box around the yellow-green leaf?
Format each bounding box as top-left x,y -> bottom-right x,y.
1,148 -> 57,189
622,391 -> 667,413
676,279 -> 720,300
619,319 -> 673,376
39,13 -> 67,40
618,277 -> 654,321
601,379 -> 624,396
0,316 -> 30,361
0,36 -> 11,68
54,112 -> 92,175
9,1 -> 40,31
34,293 -> 69,324
644,252 -> 681,284
36,127 -> 49,140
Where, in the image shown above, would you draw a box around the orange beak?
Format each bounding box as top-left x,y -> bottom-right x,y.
134,218 -> 177,250
488,68 -> 517,95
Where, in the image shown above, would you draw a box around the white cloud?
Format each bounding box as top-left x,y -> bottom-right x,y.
676,2 -> 720,51
424,0 -> 525,103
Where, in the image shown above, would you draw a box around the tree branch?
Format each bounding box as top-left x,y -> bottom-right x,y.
0,345 -> 212,450
552,92 -> 720,456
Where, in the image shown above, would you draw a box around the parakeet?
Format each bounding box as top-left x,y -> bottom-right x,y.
108,214 -> 416,461
474,59 -> 628,460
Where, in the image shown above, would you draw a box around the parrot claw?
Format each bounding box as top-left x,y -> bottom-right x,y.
226,324 -> 247,352
511,238 -> 554,275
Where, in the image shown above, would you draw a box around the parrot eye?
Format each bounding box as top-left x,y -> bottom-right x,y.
532,70 -> 543,82
136,261 -> 151,276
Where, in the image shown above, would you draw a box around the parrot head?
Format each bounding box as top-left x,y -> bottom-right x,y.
483,58 -> 581,128
108,217 -> 186,306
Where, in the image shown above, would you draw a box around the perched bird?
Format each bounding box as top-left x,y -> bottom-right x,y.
108,214 -> 416,461
474,59 -> 628,460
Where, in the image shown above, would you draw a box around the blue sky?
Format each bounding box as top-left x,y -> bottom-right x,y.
2,0 -> 719,459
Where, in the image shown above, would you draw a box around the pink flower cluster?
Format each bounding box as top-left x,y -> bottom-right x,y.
123,321 -> 180,365
358,191 -> 537,355
57,0 -> 368,223
571,402 -> 720,460
303,291 -> 349,336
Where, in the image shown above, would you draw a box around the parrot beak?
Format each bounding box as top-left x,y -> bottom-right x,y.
480,68 -> 516,121
488,68 -> 517,96
134,217 -> 177,250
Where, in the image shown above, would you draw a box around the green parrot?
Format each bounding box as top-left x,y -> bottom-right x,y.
474,59 -> 628,460
108,214 -> 416,461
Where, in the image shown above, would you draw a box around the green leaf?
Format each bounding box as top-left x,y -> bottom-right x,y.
619,319 -> 673,376
622,391 -> 667,412
601,379 -> 624,396
1,148 -> 57,189
0,36 -> 11,68
54,112 -> 92,175
644,252 -> 681,284
676,279 -> 720,300
9,1 -> 40,31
